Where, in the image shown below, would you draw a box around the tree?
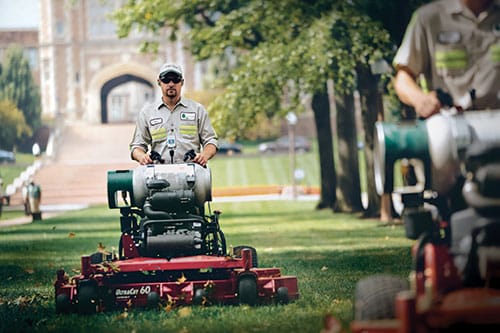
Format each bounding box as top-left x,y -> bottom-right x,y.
112,0 -> 392,212
0,46 -> 42,138
0,99 -> 32,150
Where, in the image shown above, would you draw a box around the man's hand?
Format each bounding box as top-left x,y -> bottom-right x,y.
132,148 -> 153,165
192,143 -> 217,167
414,91 -> 441,118
193,152 -> 209,167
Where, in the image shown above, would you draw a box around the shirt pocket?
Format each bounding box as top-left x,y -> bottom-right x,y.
434,43 -> 468,77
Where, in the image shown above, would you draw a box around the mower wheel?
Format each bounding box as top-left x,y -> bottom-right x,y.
78,284 -> 98,314
55,293 -> 71,313
193,288 -> 207,305
276,287 -> 289,304
238,276 -> 258,306
234,245 -> 258,267
147,291 -> 160,309
354,274 -> 408,320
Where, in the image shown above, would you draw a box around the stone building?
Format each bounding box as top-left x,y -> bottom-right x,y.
37,0 -> 203,123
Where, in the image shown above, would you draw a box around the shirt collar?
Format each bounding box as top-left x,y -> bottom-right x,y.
156,97 -> 187,110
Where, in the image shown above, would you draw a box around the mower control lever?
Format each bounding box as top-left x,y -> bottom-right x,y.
150,151 -> 165,164
183,149 -> 196,162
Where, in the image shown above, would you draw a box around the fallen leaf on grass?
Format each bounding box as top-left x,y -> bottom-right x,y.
178,307 -> 191,318
68,232 -> 76,238
115,311 -> 128,320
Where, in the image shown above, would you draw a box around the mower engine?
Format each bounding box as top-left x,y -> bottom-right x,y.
374,109 -> 500,196
107,163 -> 217,258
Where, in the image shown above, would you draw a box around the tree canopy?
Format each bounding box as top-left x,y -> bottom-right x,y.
113,0 -> 392,138
0,99 -> 31,150
0,46 -> 42,142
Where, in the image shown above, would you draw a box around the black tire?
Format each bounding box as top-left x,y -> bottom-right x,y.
234,245 -> 258,268
78,284 -> 98,314
193,288 -> 207,305
55,293 -> 71,314
354,274 -> 408,320
238,276 -> 258,306
276,286 -> 289,304
147,291 -> 160,309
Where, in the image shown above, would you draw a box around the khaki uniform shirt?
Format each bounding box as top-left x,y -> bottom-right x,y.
394,0 -> 500,110
130,97 -> 218,164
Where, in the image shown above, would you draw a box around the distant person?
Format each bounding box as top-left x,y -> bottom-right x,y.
32,142 -> 41,157
130,62 -> 218,166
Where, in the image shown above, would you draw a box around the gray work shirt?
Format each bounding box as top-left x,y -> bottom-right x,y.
130,97 -> 218,164
393,0 -> 500,110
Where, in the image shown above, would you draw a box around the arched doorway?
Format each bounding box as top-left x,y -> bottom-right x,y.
100,74 -> 154,123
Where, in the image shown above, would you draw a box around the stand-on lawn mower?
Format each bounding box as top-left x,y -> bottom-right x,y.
54,151 -> 298,314
351,108 -> 500,332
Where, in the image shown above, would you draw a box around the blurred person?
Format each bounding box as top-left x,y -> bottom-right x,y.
380,0 -> 500,223
130,62 -> 218,167
393,0 -> 500,117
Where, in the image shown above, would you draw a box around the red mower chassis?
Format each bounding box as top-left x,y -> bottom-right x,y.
351,243 -> 500,333
54,248 -> 299,313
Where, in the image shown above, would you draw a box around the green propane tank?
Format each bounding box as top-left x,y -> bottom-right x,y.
107,169 -> 134,209
374,120 -> 430,195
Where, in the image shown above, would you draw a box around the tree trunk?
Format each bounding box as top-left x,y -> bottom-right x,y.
312,85 -> 337,210
334,92 -> 364,213
356,65 -> 383,217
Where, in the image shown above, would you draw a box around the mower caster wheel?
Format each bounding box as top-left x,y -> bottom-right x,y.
193,288 -> 207,305
147,291 -> 160,309
238,276 -> 257,306
78,285 -> 98,314
55,293 -> 71,313
276,287 -> 289,304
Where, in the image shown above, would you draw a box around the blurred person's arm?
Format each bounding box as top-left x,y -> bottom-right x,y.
394,67 -> 441,119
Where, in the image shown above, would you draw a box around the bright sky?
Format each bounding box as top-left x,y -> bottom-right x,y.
0,0 -> 40,29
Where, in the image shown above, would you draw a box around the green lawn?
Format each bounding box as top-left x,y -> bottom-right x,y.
0,153 -> 35,186
0,201 -> 412,333
210,151 -> 320,188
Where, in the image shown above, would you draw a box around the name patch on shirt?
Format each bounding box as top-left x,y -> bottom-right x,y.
150,117 -> 163,126
180,112 -> 196,121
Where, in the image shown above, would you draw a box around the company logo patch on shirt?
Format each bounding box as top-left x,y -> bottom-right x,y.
180,112 -> 196,121
150,117 -> 163,126
437,31 -> 461,44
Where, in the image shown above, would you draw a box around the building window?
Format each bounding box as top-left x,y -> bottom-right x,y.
24,48 -> 39,70
87,0 -> 118,38
56,20 -> 65,38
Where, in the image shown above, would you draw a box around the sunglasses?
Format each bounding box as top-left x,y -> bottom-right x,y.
160,75 -> 182,84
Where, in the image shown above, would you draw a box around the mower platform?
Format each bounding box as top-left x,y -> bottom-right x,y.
55,248 -> 298,313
